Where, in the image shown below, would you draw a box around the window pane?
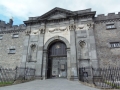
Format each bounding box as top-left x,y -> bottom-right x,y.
13,34 -> 19,38
110,42 -> 120,48
9,49 -> 15,53
0,35 -> 3,40
106,24 -> 115,29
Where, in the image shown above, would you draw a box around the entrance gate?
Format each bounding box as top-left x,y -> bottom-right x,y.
52,57 -> 67,78
47,41 -> 67,78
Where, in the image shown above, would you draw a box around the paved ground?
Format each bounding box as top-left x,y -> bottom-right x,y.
0,78 -> 99,90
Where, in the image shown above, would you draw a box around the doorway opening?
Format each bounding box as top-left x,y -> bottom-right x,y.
47,41 -> 67,78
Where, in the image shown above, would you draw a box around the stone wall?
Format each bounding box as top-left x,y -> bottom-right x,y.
94,19 -> 120,67
0,30 -> 26,68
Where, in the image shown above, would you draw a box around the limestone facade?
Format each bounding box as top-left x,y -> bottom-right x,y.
0,7 -> 120,79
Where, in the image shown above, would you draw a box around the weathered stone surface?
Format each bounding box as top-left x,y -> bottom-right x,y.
0,31 -> 25,68
94,22 -> 120,67
0,7 -> 120,80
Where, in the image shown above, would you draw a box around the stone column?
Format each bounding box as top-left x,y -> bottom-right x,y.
88,23 -> 98,82
36,23 -> 45,79
88,23 -> 98,68
69,18 -> 78,80
42,50 -> 47,79
35,32 -> 44,79
21,28 -> 31,68
66,48 -> 71,79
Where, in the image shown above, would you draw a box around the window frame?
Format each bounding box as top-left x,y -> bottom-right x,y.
106,23 -> 116,30
0,35 -> 3,40
110,42 -> 120,48
12,33 -> 19,38
8,48 -> 16,54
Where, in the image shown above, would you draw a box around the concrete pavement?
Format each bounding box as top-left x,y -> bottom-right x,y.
0,78 -> 99,90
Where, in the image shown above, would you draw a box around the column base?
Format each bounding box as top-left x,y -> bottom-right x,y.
69,76 -> 78,81
35,76 -> 43,80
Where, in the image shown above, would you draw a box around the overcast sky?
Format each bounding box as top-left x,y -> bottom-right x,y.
0,0 -> 120,25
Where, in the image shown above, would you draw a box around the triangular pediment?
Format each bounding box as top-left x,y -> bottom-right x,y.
37,7 -> 74,20
48,13 -> 66,20
24,7 -> 96,25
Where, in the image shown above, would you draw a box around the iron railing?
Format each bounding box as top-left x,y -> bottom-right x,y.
79,67 -> 120,89
93,67 -> 120,89
0,67 -> 36,83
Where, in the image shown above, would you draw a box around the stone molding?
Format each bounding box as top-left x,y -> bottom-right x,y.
44,36 -> 70,50
95,19 -> 120,24
25,29 -> 31,35
69,24 -> 76,31
48,26 -> 67,33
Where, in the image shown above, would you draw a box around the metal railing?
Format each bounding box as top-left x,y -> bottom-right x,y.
93,67 -> 120,89
79,67 -> 120,89
0,67 -> 36,83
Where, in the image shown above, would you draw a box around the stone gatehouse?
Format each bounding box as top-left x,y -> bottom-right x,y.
0,7 -> 120,80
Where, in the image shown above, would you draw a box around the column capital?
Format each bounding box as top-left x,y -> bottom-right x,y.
25,29 -> 31,35
69,24 -> 76,31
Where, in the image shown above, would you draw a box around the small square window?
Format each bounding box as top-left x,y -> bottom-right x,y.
0,35 -> 3,40
110,42 -> 120,48
8,49 -> 16,54
106,24 -> 116,29
12,34 -> 19,38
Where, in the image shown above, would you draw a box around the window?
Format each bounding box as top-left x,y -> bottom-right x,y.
110,42 -> 120,48
0,35 -> 3,40
106,24 -> 116,29
8,49 -> 16,54
12,33 -> 19,38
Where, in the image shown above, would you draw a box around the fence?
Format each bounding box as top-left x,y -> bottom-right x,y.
79,67 -> 120,89
93,67 -> 120,89
79,67 -> 92,83
0,67 -> 36,83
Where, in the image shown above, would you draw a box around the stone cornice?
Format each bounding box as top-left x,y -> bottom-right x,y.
0,29 -> 26,34
24,15 -> 95,26
24,7 -> 96,26
94,12 -> 120,24
95,18 -> 120,24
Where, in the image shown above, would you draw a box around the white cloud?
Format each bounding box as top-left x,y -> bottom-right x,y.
0,0 -> 120,23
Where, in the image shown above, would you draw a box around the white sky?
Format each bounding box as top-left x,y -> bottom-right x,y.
0,0 -> 120,24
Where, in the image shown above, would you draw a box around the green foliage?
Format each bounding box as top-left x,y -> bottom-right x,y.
0,82 -> 13,87
105,81 -> 120,89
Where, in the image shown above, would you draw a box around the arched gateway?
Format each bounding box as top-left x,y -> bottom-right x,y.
20,7 -> 98,81
47,41 -> 67,78
43,36 -> 71,79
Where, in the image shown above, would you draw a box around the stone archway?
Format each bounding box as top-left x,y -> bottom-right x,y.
42,36 -> 71,79
47,41 -> 67,78
44,36 -> 70,50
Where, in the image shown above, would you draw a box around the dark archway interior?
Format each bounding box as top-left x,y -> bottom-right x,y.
47,41 -> 67,78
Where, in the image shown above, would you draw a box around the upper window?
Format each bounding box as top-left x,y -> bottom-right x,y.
12,33 -> 19,38
0,35 -> 3,40
8,48 -> 16,54
110,42 -> 120,48
106,24 -> 116,29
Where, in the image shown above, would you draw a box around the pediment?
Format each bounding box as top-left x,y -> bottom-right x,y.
48,13 -> 66,20
37,7 -> 74,20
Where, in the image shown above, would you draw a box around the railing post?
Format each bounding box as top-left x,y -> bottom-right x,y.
14,66 -> 18,81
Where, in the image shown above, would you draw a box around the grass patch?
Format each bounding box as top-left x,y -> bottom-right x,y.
105,81 -> 120,89
0,82 -> 13,87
